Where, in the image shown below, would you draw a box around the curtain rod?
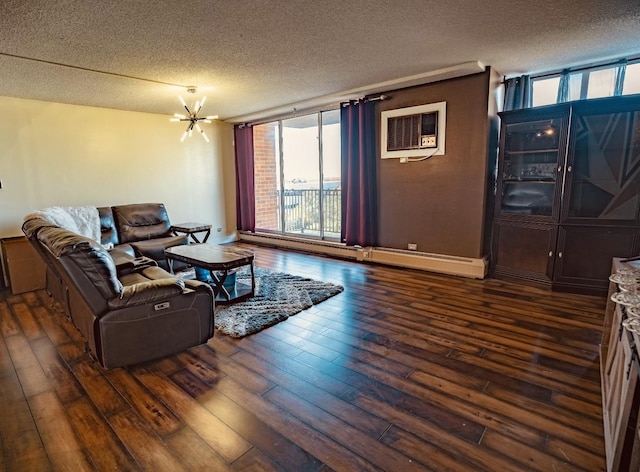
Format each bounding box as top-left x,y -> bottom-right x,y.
237,102 -> 341,128
237,94 -> 391,127
341,94 -> 390,106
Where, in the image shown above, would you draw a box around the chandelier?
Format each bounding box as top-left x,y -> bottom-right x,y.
170,87 -> 218,142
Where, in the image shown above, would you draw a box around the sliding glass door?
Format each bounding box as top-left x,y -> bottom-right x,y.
253,109 -> 340,239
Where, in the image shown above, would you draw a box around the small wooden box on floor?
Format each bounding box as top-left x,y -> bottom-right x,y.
1,236 -> 46,294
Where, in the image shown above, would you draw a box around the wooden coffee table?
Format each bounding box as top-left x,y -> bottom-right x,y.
164,244 -> 255,303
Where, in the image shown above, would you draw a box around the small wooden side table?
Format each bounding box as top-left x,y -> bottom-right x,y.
171,223 -> 212,244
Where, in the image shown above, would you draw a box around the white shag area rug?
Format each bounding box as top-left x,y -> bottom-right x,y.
214,267 -> 344,338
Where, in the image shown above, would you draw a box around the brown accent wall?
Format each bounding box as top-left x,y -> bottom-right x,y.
377,70 -> 493,259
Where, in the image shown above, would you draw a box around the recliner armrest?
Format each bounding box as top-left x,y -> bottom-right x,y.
115,255 -> 158,276
108,278 -> 186,309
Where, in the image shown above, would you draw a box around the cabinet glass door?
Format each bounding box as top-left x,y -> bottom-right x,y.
499,118 -> 563,217
564,110 -> 640,223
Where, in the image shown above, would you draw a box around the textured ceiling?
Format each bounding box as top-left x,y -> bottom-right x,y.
1,0 -> 639,123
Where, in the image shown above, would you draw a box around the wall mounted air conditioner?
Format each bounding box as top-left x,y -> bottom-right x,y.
381,101 -> 446,159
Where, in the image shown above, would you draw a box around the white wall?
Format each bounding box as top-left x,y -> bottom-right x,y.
0,96 -> 237,242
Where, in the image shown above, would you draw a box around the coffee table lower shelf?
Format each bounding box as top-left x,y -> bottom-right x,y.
215,281 -> 253,304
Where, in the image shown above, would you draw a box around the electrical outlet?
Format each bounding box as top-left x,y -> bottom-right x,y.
363,251 -> 370,258
408,243 -> 417,251
400,157 -> 409,164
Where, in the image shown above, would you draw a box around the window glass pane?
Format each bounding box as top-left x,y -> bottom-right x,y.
282,114 -> 321,235
623,63 -> 640,95
532,77 -> 559,107
321,109 -> 341,239
587,68 -> 616,99
568,73 -> 583,101
254,122 -> 281,232
500,119 -> 562,217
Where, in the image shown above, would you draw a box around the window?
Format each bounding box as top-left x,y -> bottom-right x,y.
530,58 -> 640,107
623,63 -> 640,95
532,77 -> 560,107
253,110 -> 341,240
586,68 -> 616,99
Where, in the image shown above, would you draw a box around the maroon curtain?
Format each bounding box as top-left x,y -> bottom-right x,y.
340,99 -> 378,246
234,125 -> 255,232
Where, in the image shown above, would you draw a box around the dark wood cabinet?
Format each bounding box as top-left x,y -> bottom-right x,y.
492,95 -> 640,295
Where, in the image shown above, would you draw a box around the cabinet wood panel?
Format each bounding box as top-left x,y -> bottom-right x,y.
1,237 -> 46,295
554,226 -> 640,294
492,220 -> 555,284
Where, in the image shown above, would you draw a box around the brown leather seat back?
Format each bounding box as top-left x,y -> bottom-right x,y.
98,206 -> 120,247
37,226 -> 122,314
112,203 -> 172,243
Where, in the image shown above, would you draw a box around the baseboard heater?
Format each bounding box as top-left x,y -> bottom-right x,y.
238,232 -> 358,260
238,232 -> 487,279
357,247 -> 488,279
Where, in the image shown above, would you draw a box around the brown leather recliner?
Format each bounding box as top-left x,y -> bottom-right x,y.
99,203 -> 188,270
22,218 -> 214,368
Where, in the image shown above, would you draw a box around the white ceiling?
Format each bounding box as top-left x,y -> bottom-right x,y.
1,0 -> 639,123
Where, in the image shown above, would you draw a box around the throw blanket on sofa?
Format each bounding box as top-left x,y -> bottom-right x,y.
25,206 -> 101,242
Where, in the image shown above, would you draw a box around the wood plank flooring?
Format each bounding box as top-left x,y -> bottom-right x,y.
0,243 -> 607,471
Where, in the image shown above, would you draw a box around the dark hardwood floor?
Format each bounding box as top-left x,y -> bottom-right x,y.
1,243 -> 607,471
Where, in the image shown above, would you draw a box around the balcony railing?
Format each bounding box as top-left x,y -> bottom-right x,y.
278,188 -> 341,237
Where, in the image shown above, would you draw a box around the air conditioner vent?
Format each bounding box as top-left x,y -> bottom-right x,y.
387,114 -> 422,151
381,101 -> 446,159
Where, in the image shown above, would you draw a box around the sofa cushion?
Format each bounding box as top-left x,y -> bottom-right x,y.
118,265 -> 175,288
112,203 -> 173,243
109,245 -> 136,263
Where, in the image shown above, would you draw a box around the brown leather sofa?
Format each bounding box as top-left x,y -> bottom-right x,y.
22,205 -> 214,368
